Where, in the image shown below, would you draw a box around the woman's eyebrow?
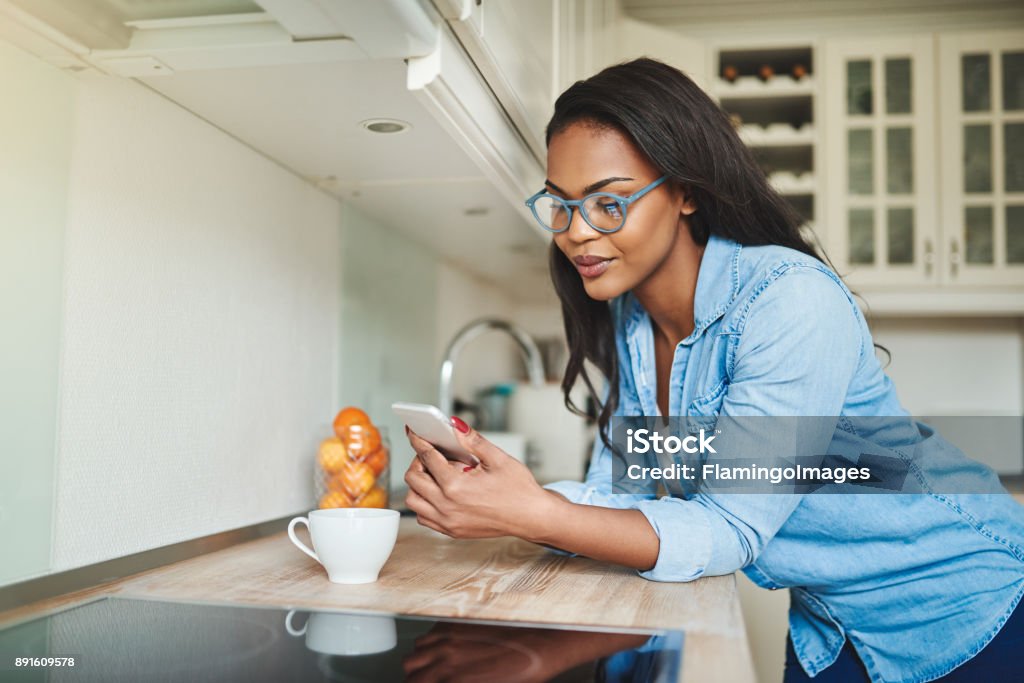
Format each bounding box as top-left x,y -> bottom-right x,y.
544,176 -> 636,196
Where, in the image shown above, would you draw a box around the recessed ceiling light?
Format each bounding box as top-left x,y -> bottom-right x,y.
360,118 -> 411,134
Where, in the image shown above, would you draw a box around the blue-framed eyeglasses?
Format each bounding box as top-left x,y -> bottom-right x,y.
524,175 -> 668,234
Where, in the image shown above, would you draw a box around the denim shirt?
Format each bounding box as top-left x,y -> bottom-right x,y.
545,234 -> 1024,683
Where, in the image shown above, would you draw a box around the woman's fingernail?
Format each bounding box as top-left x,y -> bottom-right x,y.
463,465 -> 474,472
451,416 -> 470,434
404,424 -> 410,435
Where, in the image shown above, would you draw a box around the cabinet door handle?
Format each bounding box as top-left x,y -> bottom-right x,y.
923,239 -> 934,277
949,239 -> 961,278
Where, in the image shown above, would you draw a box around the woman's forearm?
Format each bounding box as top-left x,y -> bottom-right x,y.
523,492 -> 660,571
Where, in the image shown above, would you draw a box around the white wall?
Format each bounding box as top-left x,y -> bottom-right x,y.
511,288 -> 565,342
614,15 -> 708,90
0,45 -> 351,585
0,40 -> 73,586
337,202 -> 440,487
869,317 -> 1024,415
336,208 -> 542,485
46,72 -> 343,572
434,262 -> 520,414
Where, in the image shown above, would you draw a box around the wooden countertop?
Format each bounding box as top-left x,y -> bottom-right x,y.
0,517 -> 754,682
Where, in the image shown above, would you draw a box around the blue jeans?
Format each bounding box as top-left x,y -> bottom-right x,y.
783,601 -> 1023,682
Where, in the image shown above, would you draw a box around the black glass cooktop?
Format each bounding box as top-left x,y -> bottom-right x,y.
0,596 -> 683,682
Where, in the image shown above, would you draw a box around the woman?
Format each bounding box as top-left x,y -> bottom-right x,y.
402,58 -> 1024,682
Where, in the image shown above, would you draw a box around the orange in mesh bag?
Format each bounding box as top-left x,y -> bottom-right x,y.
316,407 -> 390,509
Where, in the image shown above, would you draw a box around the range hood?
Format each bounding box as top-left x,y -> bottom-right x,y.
0,0 -> 554,301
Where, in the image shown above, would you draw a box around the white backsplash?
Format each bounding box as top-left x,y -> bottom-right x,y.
48,75 -> 342,572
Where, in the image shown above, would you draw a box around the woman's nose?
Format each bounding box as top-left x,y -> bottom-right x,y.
564,207 -> 601,243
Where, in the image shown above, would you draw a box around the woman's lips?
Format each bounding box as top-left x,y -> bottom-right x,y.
572,255 -> 613,278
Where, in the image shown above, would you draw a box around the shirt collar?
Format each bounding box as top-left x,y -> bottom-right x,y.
623,233 -> 742,344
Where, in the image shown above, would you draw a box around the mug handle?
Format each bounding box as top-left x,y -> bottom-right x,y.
284,609 -> 308,637
288,517 -> 320,563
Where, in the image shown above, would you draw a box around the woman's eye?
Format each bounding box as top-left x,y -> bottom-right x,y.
598,201 -> 622,218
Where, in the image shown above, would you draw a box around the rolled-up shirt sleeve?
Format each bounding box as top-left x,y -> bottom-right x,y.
629,266 -> 864,582
543,423 -> 659,508
542,418 -> 659,556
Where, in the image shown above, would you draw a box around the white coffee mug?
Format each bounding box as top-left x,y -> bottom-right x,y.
288,508 -> 400,584
285,609 -> 397,656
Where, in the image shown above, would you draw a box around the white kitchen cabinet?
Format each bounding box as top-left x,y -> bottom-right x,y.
557,0 -> 619,92
823,36 -> 938,288
824,30 -> 1024,301
438,0 -> 559,162
706,29 -> 1024,313
407,21 -> 545,225
938,30 -> 1024,286
436,0 -> 616,165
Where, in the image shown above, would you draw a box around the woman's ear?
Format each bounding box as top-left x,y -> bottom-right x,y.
679,187 -> 698,216
667,179 -> 698,217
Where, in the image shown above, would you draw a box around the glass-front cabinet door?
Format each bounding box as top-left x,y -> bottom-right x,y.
824,36 -> 937,287
939,31 -> 1024,286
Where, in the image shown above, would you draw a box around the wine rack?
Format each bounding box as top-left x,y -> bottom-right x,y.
712,44 -> 820,242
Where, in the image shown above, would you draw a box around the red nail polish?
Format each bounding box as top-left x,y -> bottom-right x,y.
463,465 -> 474,472
451,416 -> 470,434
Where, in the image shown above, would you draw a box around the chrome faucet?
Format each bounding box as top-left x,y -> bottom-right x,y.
439,318 -> 546,418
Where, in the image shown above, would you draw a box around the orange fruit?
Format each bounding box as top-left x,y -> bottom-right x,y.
357,486 -> 387,508
333,407 -> 371,438
326,473 -> 350,494
341,423 -> 381,459
334,462 -> 376,498
319,489 -> 353,509
363,447 -> 389,476
317,437 -> 349,474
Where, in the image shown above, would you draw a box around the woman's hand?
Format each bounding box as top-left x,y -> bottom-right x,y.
402,419 -> 558,541
401,418 -> 661,572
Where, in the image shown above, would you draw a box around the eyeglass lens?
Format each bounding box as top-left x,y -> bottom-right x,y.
532,196 -> 571,231
533,195 -> 626,232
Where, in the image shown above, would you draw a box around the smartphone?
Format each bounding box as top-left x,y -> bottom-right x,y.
391,402 -> 479,466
